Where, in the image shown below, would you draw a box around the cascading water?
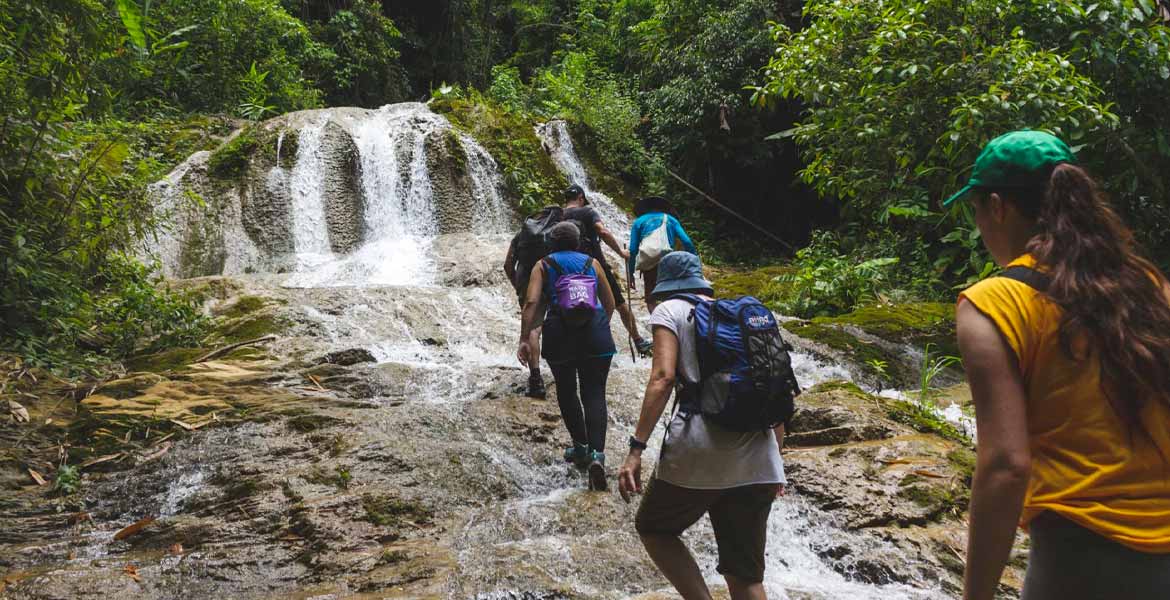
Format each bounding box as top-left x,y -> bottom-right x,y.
282,103 -> 512,288
13,103 -> 966,599
286,118 -> 334,271
536,120 -> 631,238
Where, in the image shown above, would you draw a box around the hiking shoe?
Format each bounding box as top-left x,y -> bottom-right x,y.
586,451 -> 607,491
526,372 -> 546,399
563,444 -> 589,469
635,338 -> 653,358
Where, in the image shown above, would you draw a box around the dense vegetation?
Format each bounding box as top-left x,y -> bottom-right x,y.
3,0 -> 1169,367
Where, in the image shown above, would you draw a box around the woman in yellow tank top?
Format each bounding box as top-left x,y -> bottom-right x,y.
945,131 -> 1170,600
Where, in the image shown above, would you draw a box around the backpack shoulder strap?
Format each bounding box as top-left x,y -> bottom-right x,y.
579,255 -> 594,275
542,256 -> 564,279
998,265 -> 1050,292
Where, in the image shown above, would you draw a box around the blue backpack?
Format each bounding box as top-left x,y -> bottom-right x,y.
671,294 -> 800,431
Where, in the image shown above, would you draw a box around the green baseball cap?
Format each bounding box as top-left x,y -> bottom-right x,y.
943,130 -> 1077,206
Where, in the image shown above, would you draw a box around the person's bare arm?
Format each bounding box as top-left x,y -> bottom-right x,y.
517,264 -> 546,366
772,422 -> 787,496
618,325 -> 679,502
594,259 -> 616,318
595,220 -> 630,261
959,299 -> 1031,600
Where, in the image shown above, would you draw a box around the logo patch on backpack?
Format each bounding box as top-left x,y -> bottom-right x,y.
544,256 -> 598,327
672,294 -> 801,431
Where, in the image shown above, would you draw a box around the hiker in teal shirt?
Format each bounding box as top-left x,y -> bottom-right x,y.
628,197 -> 697,313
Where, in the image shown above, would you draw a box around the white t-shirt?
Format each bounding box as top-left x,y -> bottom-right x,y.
650,297 -> 786,490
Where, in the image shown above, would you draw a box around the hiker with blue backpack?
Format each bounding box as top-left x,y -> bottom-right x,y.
628,196 -> 697,314
518,221 -> 617,491
618,251 -> 801,598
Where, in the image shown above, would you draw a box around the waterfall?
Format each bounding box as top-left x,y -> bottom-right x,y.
535,120 -> 631,239
287,118 -> 334,270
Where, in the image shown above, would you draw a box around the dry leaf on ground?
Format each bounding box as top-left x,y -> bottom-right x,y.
113,516 -> 156,541
27,468 -> 47,486
7,400 -> 29,423
124,564 -> 141,583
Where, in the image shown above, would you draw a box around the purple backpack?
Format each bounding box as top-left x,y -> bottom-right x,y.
543,256 -> 598,327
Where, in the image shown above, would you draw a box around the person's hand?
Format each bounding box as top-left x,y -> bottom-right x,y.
618,451 -> 643,503
517,341 -> 531,367
776,483 -> 786,498
620,248 -> 631,261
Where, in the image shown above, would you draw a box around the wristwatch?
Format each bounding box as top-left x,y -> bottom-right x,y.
628,435 -> 648,451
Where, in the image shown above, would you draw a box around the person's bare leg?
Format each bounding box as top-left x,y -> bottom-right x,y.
639,533 -> 713,600
725,574 -> 766,600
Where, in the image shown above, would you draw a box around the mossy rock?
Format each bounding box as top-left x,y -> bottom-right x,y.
709,265 -> 794,300
362,493 -> 433,528
783,320 -> 906,383
212,312 -> 287,344
207,126 -> 261,179
433,96 -> 566,214
886,399 -> 970,445
123,347 -> 205,373
812,302 -> 957,358
213,295 -> 284,320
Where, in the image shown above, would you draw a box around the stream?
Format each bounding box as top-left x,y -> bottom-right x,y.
0,104 -> 959,599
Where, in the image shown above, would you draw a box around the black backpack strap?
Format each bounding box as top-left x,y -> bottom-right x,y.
542,256 -> 564,279
998,265 -> 1050,292
579,256 -> 593,275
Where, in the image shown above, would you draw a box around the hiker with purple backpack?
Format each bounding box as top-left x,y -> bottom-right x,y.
518,221 -> 617,491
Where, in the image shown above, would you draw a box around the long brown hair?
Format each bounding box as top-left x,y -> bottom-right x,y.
1010,163 -> 1170,434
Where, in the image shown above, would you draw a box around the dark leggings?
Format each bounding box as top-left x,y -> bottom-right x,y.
1022,511 -> 1170,600
548,356 -> 612,452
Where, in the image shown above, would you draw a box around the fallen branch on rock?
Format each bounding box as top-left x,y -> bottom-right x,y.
196,336 -> 277,363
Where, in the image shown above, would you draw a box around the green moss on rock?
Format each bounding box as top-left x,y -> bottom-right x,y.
123,347 -> 205,373
886,399 -> 970,445
432,96 -> 564,214
208,126 -> 261,179
709,265 -> 794,300
362,493 -> 433,528
813,302 -> 957,357
784,321 -> 906,382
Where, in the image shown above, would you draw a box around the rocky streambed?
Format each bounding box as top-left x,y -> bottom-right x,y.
2,102 -> 1026,599
0,234 -> 1024,599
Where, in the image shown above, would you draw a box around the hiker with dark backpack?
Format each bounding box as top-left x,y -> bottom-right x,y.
562,184 -> 654,357
505,205 -> 566,398
628,196 -> 697,314
518,221 -> 617,491
617,251 -> 800,599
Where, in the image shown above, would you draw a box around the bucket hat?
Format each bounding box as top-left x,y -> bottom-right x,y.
943,130 -> 1076,206
652,252 -> 713,297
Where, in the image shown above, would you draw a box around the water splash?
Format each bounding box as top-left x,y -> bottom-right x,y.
535,120 -> 631,240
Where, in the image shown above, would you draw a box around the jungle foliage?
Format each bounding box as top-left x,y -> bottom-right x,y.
755,0 -> 1170,288
5,0 -> 1170,370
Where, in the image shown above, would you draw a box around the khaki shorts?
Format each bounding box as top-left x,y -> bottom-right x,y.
634,477 -> 779,583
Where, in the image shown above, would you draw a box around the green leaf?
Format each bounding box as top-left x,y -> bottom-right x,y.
115,0 -> 147,50
765,128 -> 799,140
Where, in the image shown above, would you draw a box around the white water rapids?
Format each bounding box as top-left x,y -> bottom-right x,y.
134,103 -> 957,598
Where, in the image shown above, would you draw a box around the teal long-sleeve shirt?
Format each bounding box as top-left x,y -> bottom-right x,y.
627,212 -> 697,274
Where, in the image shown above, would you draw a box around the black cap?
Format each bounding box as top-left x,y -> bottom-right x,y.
563,184 -> 587,203
634,196 -> 674,217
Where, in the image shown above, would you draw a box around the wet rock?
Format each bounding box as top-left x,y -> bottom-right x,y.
96,373 -> 169,399
318,348 -> 376,366
318,120 -> 365,253
426,128 -> 474,234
